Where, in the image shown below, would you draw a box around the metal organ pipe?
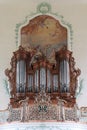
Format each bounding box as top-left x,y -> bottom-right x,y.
60,60 -> 70,92
16,60 -> 26,93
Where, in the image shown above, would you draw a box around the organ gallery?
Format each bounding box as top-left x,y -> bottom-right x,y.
5,15 -> 81,122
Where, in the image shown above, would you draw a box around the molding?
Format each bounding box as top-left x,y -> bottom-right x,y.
75,79 -> 84,98
0,122 -> 87,129
3,78 -> 10,97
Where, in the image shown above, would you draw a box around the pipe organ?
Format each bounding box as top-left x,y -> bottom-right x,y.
5,46 -> 80,107
5,46 -> 80,122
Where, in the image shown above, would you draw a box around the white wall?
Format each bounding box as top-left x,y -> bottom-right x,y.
0,0 -> 87,109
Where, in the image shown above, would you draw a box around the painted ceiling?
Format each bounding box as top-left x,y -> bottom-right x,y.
21,15 -> 67,50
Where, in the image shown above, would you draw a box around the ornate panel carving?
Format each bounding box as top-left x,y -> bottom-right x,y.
7,89 -> 79,122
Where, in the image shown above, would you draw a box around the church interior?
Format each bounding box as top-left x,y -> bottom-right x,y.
0,0 -> 87,129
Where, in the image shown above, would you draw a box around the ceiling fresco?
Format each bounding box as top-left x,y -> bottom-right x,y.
21,15 -> 67,60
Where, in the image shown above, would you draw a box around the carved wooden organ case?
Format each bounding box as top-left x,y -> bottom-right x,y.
5,46 -> 80,108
